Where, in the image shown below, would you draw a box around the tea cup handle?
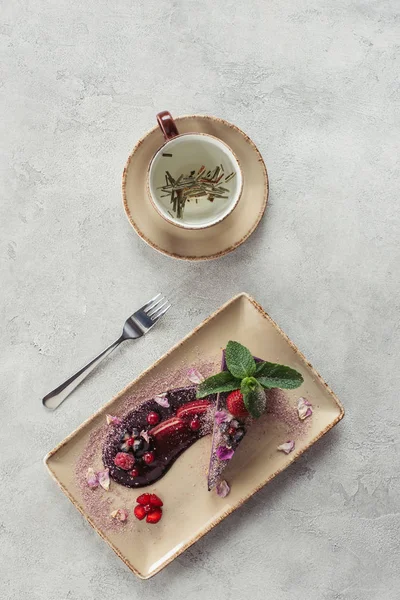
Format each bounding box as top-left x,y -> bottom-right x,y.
156,111 -> 179,141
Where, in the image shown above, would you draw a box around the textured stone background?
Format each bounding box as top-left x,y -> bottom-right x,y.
1,1 -> 399,598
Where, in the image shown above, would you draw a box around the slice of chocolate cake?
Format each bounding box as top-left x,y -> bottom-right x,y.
207,350 -> 255,490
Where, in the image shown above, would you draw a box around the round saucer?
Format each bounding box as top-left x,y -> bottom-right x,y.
122,115 -> 269,261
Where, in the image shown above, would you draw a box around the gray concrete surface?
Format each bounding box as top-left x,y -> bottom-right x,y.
1,1 -> 399,598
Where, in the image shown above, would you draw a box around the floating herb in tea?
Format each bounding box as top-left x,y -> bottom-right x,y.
158,165 -> 236,219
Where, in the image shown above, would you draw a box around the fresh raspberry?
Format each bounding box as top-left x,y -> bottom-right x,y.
149,494 -> 163,507
147,411 -> 160,425
134,505 -> 146,520
226,390 -> 249,418
146,508 -> 162,524
136,493 -> 151,505
113,452 -> 135,470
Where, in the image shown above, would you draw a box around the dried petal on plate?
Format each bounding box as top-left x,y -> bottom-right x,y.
297,397 -> 313,420
154,393 -> 170,408
86,468 -> 99,489
110,508 -> 128,522
140,429 -> 150,443
277,440 -> 295,454
216,446 -> 235,461
97,468 -> 110,491
187,367 -> 204,385
215,410 -> 229,425
216,480 -> 231,498
106,414 -> 122,426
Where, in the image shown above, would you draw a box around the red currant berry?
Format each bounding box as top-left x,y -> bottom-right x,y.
129,468 -> 139,477
190,418 -> 201,431
147,411 -> 160,425
126,437 -> 135,447
143,451 -> 155,464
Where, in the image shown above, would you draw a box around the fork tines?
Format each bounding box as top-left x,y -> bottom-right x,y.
144,294 -> 171,322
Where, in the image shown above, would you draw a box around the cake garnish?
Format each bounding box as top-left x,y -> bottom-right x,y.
97,468 -> 110,490
215,410 -> 229,425
226,390 -> 249,418
114,452 -> 135,470
134,493 -> 164,524
297,397 -> 313,420
204,341 -> 304,490
216,480 -> 231,498
216,446 -> 234,461
86,467 -> 110,490
197,341 -> 303,419
176,399 -> 211,419
140,429 -> 150,443
110,508 -> 128,522
147,411 -> 161,425
155,393 -> 170,408
277,441 -> 295,454
106,414 -> 122,426
86,468 -> 99,489
187,367 -> 205,384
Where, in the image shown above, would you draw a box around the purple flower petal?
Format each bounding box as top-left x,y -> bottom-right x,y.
86,468 -> 99,489
216,446 -> 235,461
187,367 -> 204,384
215,410 -> 229,425
216,480 -> 231,498
277,440 -> 295,454
297,397 -> 313,420
110,508 -> 128,522
140,429 -> 150,443
97,468 -> 110,491
155,393 -> 170,408
106,414 -> 122,426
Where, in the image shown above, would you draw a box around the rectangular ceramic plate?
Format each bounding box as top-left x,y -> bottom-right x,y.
45,293 -> 344,579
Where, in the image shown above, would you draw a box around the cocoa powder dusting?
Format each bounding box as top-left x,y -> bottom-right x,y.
75,359 -> 310,532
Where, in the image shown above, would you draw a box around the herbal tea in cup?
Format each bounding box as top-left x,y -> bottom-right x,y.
147,112 -> 243,230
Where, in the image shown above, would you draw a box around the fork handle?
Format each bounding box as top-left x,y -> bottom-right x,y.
42,336 -> 125,410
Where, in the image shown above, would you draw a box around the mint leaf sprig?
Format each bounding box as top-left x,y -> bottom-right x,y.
196,341 -> 303,418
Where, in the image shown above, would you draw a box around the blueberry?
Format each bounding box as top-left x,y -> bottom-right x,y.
220,422 -> 229,433
133,439 -> 143,453
233,428 -> 245,443
131,428 -> 140,438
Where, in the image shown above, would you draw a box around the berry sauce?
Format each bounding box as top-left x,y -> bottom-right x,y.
102,386 -> 216,488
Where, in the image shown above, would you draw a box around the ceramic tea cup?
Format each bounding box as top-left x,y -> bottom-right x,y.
147,111 -> 243,230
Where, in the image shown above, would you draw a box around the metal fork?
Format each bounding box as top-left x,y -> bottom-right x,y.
42,294 -> 170,410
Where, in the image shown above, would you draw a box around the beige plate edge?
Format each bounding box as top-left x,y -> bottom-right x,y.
121,115 -> 269,261
44,292 -> 345,579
